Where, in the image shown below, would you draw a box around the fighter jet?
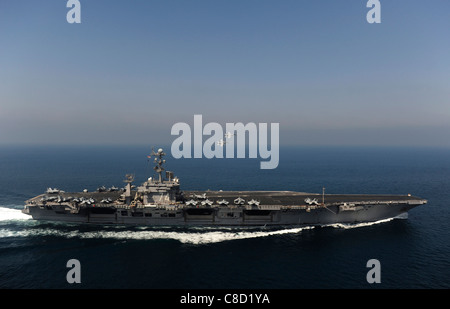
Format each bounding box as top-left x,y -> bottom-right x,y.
248,199 -> 260,206
185,199 -> 198,206
304,198 -> 319,205
234,197 -> 245,205
216,139 -> 226,147
193,193 -> 207,199
201,199 -> 213,206
224,132 -> 236,139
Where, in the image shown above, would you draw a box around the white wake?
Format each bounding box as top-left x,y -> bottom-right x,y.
0,206 -> 31,222
0,226 -> 312,244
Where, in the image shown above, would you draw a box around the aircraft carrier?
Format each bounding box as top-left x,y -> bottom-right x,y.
23,148 -> 427,226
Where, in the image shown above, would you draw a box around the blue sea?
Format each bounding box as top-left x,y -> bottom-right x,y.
0,145 -> 449,289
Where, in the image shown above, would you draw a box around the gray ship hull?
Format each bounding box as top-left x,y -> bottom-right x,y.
23,191 -> 426,226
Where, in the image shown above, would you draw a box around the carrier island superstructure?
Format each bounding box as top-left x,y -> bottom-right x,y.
23,148 -> 427,226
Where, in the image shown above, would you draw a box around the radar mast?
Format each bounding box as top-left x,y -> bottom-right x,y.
148,147 -> 166,182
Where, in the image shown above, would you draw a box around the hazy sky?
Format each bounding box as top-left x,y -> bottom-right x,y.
0,0 -> 449,146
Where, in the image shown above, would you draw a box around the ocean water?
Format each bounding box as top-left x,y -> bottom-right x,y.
0,145 -> 449,289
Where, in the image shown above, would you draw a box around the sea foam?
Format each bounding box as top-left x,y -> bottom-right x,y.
0,206 -> 31,222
